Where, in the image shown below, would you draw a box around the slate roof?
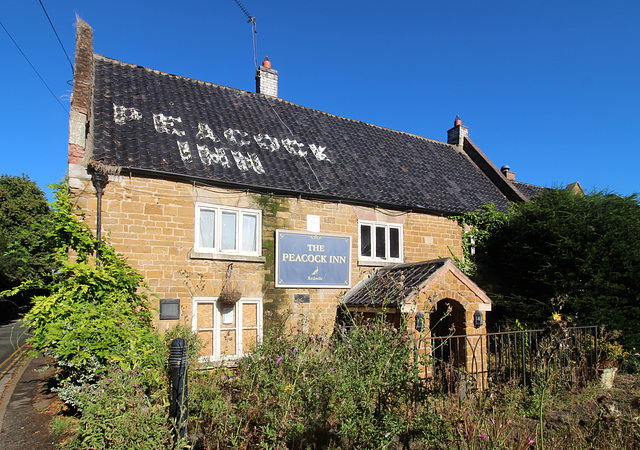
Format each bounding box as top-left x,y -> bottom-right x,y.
90,55 -> 515,215
512,181 -> 547,199
341,259 -> 446,308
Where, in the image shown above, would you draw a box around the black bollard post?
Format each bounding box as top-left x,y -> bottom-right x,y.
170,337 -> 188,441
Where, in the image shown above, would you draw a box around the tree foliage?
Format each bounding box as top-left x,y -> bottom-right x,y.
453,202 -> 514,276
17,182 -> 162,406
0,174 -> 52,316
469,189 -> 640,348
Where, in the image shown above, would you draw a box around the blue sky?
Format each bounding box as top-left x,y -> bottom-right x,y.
1,1 -> 638,199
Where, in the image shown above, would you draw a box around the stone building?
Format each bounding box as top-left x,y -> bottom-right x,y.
67,20 -> 543,364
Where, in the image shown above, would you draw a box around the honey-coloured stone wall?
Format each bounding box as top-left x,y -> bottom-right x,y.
69,172 -> 465,334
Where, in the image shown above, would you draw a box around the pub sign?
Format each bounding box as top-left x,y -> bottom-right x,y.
275,230 -> 351,288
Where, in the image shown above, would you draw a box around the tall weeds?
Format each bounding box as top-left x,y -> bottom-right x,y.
186,314 -> 640,449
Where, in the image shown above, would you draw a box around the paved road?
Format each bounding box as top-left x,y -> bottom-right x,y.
0,319 -> 32,424
0,319 -> 31,393
0,319 -> 30,365
0,320 -> 61,449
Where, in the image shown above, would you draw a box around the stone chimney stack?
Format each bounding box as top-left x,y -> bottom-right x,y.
68,19 -> 94,189
256,56 -> 278,97
500,165 -> 516,181
447,115 -> 468,147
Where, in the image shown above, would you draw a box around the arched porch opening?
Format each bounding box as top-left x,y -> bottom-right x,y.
430,299 -> 467,391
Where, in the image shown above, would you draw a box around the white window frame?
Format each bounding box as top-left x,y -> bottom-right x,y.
192,297 -> 263,363
194,203 -> 262,257
358,220 -> 403,263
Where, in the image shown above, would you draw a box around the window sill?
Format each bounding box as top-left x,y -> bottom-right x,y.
196,356 -> 242,368
190,251 -> 266,263
357,259 -> 404,268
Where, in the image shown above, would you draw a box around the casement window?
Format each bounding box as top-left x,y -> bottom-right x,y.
192,297 -> 263,362
195,203 -> 261,256
358,220 -> 403,263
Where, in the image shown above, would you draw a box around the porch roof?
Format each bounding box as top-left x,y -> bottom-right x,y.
341,259 -> 448,308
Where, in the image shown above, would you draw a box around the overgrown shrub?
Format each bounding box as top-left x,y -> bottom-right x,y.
189,313 -> 444,449
26,246 -> 163,405
9,182 -> 164,406
67,365 -> 179,450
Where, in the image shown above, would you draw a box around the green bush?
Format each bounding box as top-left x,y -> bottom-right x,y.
189,313 -> 440,449
17,182 -> 163,406
68,365 -> 178,450
329,320 -> 420,448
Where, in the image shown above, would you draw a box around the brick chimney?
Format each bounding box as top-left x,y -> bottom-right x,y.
256,56 -> 278,97
500,165 -> 516,181
447,115 -> 468,147
68,19 -> 94,189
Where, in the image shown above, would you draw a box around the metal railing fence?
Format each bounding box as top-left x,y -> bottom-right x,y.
420,326 -> 599,393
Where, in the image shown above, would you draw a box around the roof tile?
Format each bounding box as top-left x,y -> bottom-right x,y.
92,55 -> 514,214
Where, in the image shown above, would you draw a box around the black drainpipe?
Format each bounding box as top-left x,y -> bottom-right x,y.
91,171 -> 109,263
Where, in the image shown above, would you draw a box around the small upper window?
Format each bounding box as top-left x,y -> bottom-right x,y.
195,203 -> 261,256
358,221 -> 403,263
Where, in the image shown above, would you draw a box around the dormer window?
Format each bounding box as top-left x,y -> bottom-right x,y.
358,220 -> 403,264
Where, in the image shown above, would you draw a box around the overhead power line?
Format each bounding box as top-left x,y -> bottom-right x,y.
0,19 -> 68,114
38,0 -> 74,77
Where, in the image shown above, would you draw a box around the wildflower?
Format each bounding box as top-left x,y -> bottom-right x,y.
551,312 -> 562,322
489,418 -> 495,424
284,384 -> 294,392
528,438 -> 535,444
330,367 -> 335,374
479,435 -> 487,439
276,356 -> 283,365
292,347 -> 297,356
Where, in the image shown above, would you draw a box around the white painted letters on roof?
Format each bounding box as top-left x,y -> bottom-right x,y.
254,134 -> 280,152
224,128 -> 251,146
196,123 -> 221,142
154,113 -> 185,136
113,107 -> 332,174
282,138 -> 307,157
309,144 -> 330,162
177,141 -> 192,163
197,144 -> 231,168
231,151 -> 265,174
113,104 -> 142,125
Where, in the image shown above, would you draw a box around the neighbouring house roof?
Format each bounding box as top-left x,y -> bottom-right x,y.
88,55 -> 520,215
512,181 -> 547,199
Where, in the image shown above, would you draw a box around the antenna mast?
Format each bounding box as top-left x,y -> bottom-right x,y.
233,0 -> 258,70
